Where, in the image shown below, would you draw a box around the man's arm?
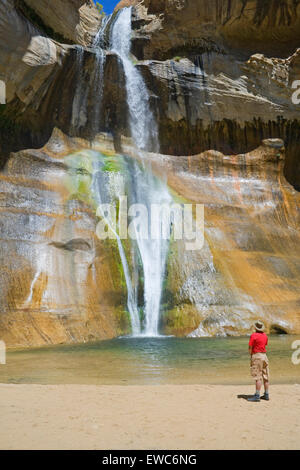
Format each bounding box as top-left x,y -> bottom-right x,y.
249,335 -> 254,355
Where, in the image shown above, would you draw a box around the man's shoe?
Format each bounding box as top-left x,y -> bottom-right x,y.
261,394 -> 270,401
247,395 -> 261,402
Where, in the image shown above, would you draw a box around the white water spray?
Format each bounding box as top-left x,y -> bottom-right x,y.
92,16 -> 114,135
111,7 -> 158,152
71,46 -> 88,131
110,7 -> 172,336
92,168 -> 141,336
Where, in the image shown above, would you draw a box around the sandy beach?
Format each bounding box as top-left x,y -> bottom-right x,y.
0,383 -> 299,450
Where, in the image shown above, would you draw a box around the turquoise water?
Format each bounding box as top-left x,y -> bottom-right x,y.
0,336 -> 299,385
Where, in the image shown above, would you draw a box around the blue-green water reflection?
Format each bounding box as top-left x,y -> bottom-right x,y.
0,336 -> 299,385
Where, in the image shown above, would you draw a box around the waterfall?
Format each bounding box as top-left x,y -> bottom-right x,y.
71,46 -> 88,131
91,48 -> 105,135
94,14 -> 112,49
116,236 -> 141,336
110,7 -> 172,337
126,161 -> 172,337
91,15 -> 114,135
72,17 -> 111,135
91,163 -> 141,336
110,7 -> 158,152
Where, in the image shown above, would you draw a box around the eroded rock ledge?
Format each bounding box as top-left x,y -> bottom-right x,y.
0,0 -> 299,346
20,0 -> 101,45
0,0 -> 127,165
1,130 -> 299,347
130,0 -> 300,60
0,130 -> 130,347
1,0 -> 299,189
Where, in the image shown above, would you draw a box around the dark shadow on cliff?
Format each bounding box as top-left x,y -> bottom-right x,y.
156,117 -> 300,192
0,47 -> 128,169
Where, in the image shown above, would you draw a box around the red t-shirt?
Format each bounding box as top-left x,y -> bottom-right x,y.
249,332 -> 268,354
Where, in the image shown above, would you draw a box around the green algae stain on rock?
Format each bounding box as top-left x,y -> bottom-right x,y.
64,150 -> 94,204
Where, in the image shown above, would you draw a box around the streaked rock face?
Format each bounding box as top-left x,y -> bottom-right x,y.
22,0 -> 102,45
144,139 -> 300,336
1,0 -> 300,188
0,0 -> 64,103
139,49 -> 300,189
131,0 -> 300,60
0,0 -> 299,345
1,129 -> 299,345
129,0 -> 300,189
0,130 -> 130,347
0,0 -> 127,162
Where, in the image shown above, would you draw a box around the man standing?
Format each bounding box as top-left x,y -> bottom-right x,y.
247,321 -> 270,402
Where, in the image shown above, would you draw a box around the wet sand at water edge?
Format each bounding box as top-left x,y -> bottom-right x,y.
0,383 -> 299,450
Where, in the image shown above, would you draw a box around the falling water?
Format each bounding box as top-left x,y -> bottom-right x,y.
71,45 -> 88,131
126,161 -> 172,337
91,16 -> 114,135
72,17 -> 112,135
91,163 -> 141,335
94,14 -> 112,49
91,48 -> 105,135
110,7 -> 172,336
110,7 -> 158,152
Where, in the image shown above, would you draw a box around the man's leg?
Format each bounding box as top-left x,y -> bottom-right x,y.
248,356 -> 262,401
261,380 -> 270,400
247,381 -> 261,401
256,379 -> 262,394
264,380 -> 269,393
261,358 -> 270,400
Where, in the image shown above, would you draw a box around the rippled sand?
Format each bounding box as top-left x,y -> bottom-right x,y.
0,383 -> 299,450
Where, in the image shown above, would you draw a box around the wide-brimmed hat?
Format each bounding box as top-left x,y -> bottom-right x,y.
254,320 -> 265,332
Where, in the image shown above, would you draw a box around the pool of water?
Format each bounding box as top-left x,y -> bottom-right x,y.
0,335 -> 299,385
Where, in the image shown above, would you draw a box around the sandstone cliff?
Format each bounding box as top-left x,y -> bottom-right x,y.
0,129 -> 131,347
2,0 -> 299,188
131,0 -> 300,59
147,140 -> 300,337
128,0 -> 300,189
21,0 -> 101,45
0,0 -> 127,163
0,0 -> 299,346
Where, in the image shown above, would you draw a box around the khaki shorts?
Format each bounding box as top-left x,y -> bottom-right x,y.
250,353 -> 270,381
